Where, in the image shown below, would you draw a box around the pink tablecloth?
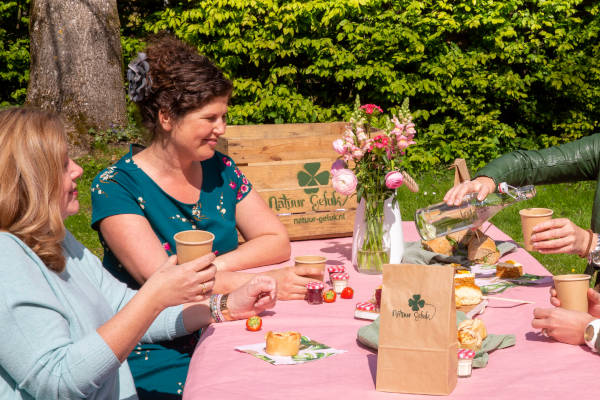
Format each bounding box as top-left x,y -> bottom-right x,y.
183,222 -> 598,400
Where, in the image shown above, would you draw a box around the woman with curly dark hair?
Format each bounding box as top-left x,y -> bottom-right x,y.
91,34 -> 316,398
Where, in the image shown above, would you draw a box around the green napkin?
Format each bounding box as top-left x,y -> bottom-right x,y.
356,311 -> 515,368
401,240 -> 517,266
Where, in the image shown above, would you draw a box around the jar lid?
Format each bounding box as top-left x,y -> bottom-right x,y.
327,265 -> 345,273
457,349 -> 475,359
306,281 -> 325,290
331,272 -> 349,280
356,301 -> 375,311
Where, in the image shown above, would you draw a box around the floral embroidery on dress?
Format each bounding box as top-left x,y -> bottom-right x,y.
234,168 -> 241,178
191,202 -> 207,222
98,166 -> 117,182
137,197 -> 146,210
170,214 -> 189,223
216,193 -> 227,217
222,156 -> 232,167
229,181 -> 237,190
91,183 -> 107,197
163,242 -> 172,252
237,184 -> 250,200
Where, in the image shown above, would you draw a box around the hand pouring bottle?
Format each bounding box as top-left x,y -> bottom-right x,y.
415,182 -> 536,241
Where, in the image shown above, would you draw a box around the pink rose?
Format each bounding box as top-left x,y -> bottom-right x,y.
332,138 -> 346,154
385,171 -> 404,189
331,169 -> 358,196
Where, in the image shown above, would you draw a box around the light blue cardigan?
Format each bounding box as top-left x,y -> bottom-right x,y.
0,231 -> 188,399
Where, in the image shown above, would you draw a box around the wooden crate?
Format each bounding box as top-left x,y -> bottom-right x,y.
218,123 -> 357,240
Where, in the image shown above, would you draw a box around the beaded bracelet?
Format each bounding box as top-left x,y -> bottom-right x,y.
209,294 -> 224,323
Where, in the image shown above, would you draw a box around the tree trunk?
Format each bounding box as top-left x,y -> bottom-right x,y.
27,0 -> 126,154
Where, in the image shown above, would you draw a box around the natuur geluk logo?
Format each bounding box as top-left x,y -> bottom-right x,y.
392,293 -> 437,321
297,162 -> 330,194
408,294 -> 425,311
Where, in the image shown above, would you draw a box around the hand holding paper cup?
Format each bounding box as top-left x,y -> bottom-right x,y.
174,230 -> 215,265
553,274 -> 591,312
519,208 -> 554,251
294,255 -> 326,281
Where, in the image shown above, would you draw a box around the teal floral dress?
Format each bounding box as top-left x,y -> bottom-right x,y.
91,145 -> 252,399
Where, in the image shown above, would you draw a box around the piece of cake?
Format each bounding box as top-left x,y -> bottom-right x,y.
454,272 -> 476,286
265,331 -> 301,356
496,261 -> 523,278
455,282 -> 482,307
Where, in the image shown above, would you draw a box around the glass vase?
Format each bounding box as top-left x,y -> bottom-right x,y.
352,193 -> 404,274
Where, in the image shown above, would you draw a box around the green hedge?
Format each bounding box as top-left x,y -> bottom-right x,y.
3,0 -> 600,171
0,1 -> 29,107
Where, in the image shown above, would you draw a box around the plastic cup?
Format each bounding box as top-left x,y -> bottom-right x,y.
519,208 -> 554,251
294,255 -> 326,281
173,230 -> 215,264
553,274 -> 591,312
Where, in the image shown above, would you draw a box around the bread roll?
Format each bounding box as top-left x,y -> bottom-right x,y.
458,318 -> 487,350
422,236 -> 453,256
467,232 -> 500,264
455,283 -> 482,307
265,331 -> 301,356
446,229 -> 472,249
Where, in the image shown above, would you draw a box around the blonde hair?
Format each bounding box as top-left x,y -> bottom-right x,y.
0,107 -> 68,272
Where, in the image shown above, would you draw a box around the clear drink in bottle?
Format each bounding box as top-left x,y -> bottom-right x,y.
415,183 -> 536,240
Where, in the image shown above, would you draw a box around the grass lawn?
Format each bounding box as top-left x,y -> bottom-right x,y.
67,147 -> 595,276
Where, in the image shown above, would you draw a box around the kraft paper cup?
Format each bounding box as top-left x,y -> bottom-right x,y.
294,255 -> 326,281
553,274 -> 591,312
519,208 -> 554,251
173,230 -> 215,265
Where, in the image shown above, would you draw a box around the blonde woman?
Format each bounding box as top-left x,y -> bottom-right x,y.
0,107 -> 277,400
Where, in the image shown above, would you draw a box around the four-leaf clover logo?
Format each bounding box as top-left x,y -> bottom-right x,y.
297,162 -> 330,194
408,294 -> 425,311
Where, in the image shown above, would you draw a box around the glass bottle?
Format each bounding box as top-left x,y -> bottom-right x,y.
415,183 -> 536,240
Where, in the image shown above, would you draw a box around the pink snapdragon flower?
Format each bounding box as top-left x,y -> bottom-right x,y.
373,134 -> 389,149
331,169 -> 358,196
332,138 -> 346,154
385,171 -> 404,189
396,134 -> 416,153
360,104 -> 383,115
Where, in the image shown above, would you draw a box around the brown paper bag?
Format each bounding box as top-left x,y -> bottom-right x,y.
376,264 -> 457,395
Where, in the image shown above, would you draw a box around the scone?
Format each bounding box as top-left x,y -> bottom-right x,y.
455,282 -> 482,307
265,331 -> 301,356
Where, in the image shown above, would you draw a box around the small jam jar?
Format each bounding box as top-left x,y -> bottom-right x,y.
305,281 -> 325,305
457,349 -> 475,377
374,286 -> 382,310
330,272 -> 349,293
327,265 -> 345,283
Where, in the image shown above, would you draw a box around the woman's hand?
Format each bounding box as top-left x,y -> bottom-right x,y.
143,253 -> 217,310
550,287 -> 600,318
530,218 -> 590,256
226,275 -> 277,320
443,176 -> 496,206
265,266 -> 323,300
532,306 -> 595,345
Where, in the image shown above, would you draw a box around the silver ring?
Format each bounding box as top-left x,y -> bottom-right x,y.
542,328 -> 549,337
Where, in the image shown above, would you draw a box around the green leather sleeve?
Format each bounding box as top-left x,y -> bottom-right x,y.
474,133 -> 600,187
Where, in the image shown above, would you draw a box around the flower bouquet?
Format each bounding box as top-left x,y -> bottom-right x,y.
331,97 -> 418,274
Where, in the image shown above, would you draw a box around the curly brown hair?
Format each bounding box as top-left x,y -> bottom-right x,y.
134,33 -> 233,141
0,107 -> 67,272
